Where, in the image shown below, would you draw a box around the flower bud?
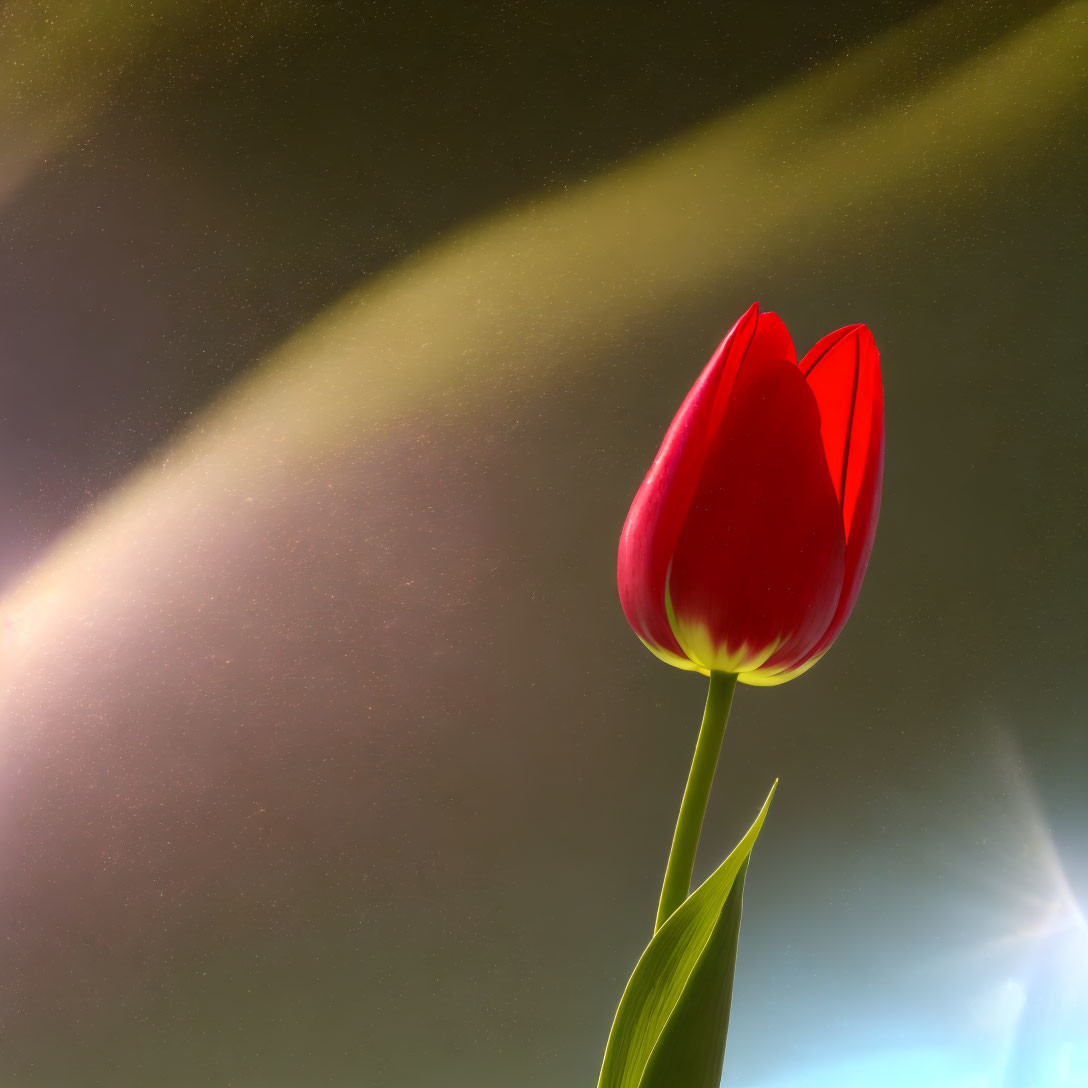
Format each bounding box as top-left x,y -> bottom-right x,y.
618,303 -> 884,685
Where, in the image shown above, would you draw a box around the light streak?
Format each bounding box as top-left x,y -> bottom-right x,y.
1,2 -> 1084,681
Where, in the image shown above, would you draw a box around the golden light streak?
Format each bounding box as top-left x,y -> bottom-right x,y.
0,1 -> 1085,686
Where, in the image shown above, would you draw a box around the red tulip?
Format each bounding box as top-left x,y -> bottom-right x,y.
618,303 -> 884,685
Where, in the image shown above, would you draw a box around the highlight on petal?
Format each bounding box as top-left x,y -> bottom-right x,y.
800,324 -> 880,540
798,323 -> 885,662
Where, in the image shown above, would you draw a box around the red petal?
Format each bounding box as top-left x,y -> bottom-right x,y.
617,304 -> 794,662
799,325 -> 885,662
665,346 -> 845,672
800,325 -> 878,540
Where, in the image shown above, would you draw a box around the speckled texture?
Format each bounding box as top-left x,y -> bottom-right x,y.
0,2 -> 1085,1085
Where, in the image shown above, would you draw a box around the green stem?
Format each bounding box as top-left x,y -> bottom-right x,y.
654,670 -> 738,932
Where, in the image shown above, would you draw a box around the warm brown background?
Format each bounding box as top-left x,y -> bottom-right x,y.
1,2 -> 1085,1085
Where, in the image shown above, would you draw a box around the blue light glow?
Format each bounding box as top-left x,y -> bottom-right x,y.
738,741 -> 1088,1088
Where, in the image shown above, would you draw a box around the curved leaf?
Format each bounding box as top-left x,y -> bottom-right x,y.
597,783 -> 776,1088
637,859 -> 748,1087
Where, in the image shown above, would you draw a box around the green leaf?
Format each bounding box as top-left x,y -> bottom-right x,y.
597,782 -> 776,1088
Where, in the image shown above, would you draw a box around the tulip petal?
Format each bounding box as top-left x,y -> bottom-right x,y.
666,348 -> 845,676
797,325 -> 884,663
737,651 -> 824,687
618,304 -> 796,666
800,325 -> 878,538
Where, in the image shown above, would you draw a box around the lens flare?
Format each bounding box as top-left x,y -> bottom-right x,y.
738,734 -> 1087,1088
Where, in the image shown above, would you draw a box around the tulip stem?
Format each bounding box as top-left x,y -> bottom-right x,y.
654,670 -> 738,932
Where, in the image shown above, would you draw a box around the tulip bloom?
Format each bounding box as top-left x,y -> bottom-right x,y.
618,303 -> 884,685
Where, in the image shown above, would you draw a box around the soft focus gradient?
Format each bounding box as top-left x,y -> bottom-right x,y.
0,2 -> 1085,1086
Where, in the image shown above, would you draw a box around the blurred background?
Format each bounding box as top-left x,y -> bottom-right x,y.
0,1 -> 1085,1085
